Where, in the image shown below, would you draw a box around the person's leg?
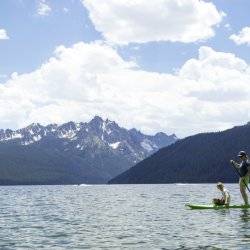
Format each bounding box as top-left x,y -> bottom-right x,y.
240,177 -> 249,205
213,198 -> 219,205
213,198 -> 225,205
219,199 -> 225,205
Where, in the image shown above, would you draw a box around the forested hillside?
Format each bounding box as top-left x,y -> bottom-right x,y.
109,123 -> 250,184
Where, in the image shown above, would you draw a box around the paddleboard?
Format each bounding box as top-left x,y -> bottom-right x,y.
186,204 -> 250,209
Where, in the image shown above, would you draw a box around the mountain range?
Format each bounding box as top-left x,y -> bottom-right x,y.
0,116 -> 177,185
109,123 -> 250,184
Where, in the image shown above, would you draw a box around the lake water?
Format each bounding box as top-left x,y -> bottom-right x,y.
0,184 -> 249,249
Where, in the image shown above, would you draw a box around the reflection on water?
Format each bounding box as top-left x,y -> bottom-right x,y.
0,184 -> 249,249
240,209 -> 250,222
238,209 -> 250,245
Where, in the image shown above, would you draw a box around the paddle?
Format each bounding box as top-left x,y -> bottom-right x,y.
230,160 -> 250,193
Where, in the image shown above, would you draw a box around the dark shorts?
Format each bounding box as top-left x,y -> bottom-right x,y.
213,198 -> 225,205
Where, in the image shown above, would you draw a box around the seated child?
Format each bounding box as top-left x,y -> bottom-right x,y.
213,182 -> 231,206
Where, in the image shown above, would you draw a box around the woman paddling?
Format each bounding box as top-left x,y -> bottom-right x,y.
230,151 -> 250,205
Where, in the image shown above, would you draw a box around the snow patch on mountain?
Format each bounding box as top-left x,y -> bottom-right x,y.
58,129 -> 76,139
7,132 -> 23,140
0,116 -> 178,165
33,135 -> 42,141
109,141 -> 120,149
141,139 -> 155,152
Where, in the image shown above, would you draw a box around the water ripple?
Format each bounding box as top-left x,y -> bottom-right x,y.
0,184 -> 248,249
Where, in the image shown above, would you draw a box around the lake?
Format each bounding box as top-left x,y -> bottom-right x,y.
0,184 -> 249,249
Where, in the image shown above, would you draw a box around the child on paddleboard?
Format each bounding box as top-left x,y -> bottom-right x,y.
213,182 -> 230,206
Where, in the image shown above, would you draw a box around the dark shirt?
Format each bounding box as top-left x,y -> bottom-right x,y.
239,160 -> 250,177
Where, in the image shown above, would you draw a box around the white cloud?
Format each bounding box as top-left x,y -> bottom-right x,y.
82,0 -> 224,45
179,46 -> 250,102
37,0 -> 51,16
1,42 -> 250,137
230,26 -> 250,45
0,29 -> 9,40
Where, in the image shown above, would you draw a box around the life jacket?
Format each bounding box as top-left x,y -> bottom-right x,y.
239,159 -> 250,177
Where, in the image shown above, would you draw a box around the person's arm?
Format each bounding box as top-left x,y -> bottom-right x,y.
230,160 -> 240,169
246,159 -> 250,172
224,192 -> 230,206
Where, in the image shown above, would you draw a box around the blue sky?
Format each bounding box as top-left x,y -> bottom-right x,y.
1,0 -> 250,76
0,0 -> 101,76
0,0 -> 250,137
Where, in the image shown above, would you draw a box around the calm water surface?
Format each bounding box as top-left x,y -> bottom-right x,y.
0,184 -> 249,249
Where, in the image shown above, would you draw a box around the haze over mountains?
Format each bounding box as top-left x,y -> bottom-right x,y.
109,123 -> 250,184
0,116 -> 177,185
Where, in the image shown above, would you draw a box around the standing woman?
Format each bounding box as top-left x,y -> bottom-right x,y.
230,151 -> 250,205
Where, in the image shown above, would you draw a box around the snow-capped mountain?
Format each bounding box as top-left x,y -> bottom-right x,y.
0,116 -> 177,162
0,116 -> 177,184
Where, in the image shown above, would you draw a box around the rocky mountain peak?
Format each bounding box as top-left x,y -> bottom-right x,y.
0,116 -> 178,184
0,116 -> 178,162
89,116 -> 104,126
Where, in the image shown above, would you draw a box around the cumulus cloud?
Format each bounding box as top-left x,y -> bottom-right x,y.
37,0 -> 51,16
1,42 -> 250,137
82,0 -> 224,45
0,29 -> 9,40
179,46 -> 250,102
230,26 -> 250,45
